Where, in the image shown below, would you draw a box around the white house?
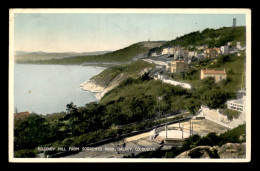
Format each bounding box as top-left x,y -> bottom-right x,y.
188,51 -> 198,58
162,48 -> 169,55
220,46 -> 229,55
237,42 -> 241,50
151,53 -> 157,57
168,47 -> 175,55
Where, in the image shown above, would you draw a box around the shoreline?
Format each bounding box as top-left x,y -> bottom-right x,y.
80,80 -> 107,100
80,66 -> 108,100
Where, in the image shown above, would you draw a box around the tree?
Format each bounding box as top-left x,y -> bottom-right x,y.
141,72 -> 151,81
66,102 -> 80,136
14,114 -> 51,150
185,98 -> 201,115
202,88 -> 229,109
201,77 -> 216,90
181,134 -> 201,151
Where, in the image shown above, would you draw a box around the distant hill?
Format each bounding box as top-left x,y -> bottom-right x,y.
16,41 -> 166,65
15,51 -> 111,62
15,51 -> 32,55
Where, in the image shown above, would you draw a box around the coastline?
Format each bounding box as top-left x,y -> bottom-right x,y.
80,80 -> 107,100
80,66 -> 109,100
80,65 -> 155,100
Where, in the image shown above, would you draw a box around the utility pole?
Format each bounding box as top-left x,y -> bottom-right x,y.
190,120 -> 192,136
182,124 -> 184,139
191,122 -> 193,135
165,124 -> 168,139
241,71 -> 244,90
158,96 -> 162,118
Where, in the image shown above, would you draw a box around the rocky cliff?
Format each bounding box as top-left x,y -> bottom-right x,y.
80,66 -> 153,100
176,143 -> 246,159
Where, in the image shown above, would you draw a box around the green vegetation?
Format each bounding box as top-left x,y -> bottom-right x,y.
100,72 -> 231,117
14,98 -> 184,157
100,76 -> 191,114
219,108 -> 241,121
14,72 -> 189,157
126,124 -> 246,158
14,149 -> 39,158
43,115 -> 184,156
164,51 -> 245,111
167,51 -> 245,91
17,42 -> 163,65
91,60 -> 155,87
150,26 -> 245,54
219,124 -> 246,142
14,26 -> 247,158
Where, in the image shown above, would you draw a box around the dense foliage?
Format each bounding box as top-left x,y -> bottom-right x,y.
91,60 -> 155,87
100,76 -> 191,114
219,108 -> 241,121
151,26 -> 245,54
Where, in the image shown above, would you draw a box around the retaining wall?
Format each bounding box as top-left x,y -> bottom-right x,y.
199,106 -> 246,129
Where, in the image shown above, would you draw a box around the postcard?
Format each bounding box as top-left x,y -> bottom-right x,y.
9,8 -> 251,162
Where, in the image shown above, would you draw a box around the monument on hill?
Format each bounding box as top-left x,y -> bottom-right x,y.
233,18 -> 237,28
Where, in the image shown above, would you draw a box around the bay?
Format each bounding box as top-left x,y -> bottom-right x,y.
14,64 -> 104,115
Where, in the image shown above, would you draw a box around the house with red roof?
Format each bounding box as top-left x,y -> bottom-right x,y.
200,69 -> 227,82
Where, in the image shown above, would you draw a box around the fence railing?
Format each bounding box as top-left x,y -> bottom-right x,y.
50,116 -> 192,158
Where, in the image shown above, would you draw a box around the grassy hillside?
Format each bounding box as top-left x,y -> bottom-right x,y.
91,60 -> 155,87
100,76 -> 190,113
18,41 -> 164,65
150,26 -> 246,54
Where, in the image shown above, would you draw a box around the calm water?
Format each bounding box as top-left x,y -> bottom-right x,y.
14,64 -> 104,115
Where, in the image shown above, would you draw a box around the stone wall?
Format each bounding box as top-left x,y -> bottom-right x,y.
198,106 -> 246,129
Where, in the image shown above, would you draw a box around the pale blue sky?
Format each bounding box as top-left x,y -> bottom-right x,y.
14,13 -> 246,52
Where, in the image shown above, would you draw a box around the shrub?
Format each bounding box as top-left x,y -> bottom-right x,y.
219,108 -> 241,121
14,149 -> 38,158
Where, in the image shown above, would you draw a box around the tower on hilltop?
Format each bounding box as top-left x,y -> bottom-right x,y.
233,18 -> 237,28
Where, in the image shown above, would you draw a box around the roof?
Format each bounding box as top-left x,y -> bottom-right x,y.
205,48 -> 221,52
172,60 -> 185,63
14,111 -> 30,120
202,69 -> 226,75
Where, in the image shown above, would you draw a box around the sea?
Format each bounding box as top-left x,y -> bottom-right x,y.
13,64 -> 104,115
